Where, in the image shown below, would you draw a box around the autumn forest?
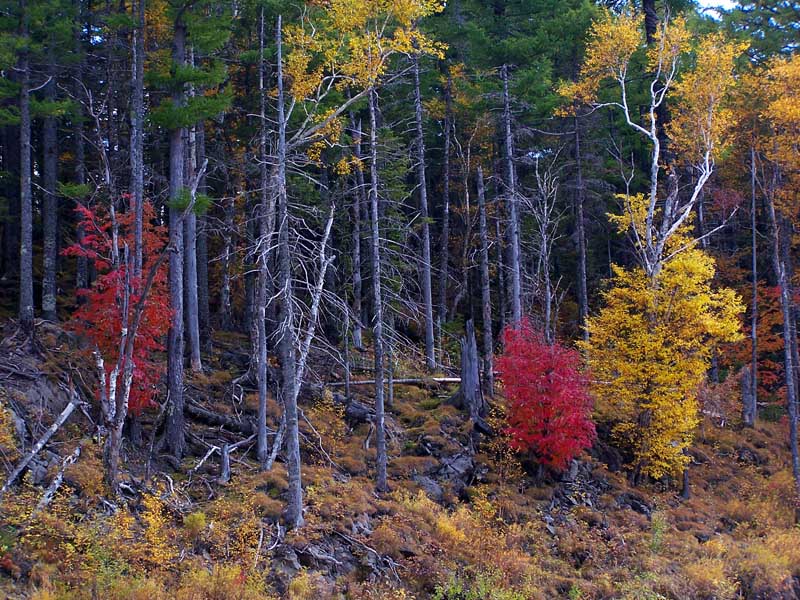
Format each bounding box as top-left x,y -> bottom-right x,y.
1,0 -> 800,598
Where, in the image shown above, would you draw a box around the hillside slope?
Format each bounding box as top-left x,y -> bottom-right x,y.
1,322 -> 799,600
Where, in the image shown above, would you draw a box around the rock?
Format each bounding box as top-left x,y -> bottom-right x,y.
551,461 -> 610,513
562,460 -> 580,483
413,475 -> 444,503
543,514 -> 557,536
717,516 -> 738,533
272,546 -> 301,584
27,455 -> 49,486
736,445 -> 764,465
434,453 -> 475,500
591,438 -> 623,472
687,447 -> 710,464
616,492 -> 652,518
351,513 -> 373,537
694,532 -> 711,543
26,377 -> 71,415
220,350 -> 250,369
439,453 -> 474,480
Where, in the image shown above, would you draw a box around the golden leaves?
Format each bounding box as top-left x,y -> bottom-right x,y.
647,15 -> 691,74
583,247 -> 743,479
284,0 -> 445,101
558,10 -> 641,107
668,33 -> 748,160
306,108 -> 344,162
762,54 -> 800,170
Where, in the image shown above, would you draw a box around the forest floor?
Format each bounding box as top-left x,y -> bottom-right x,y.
0,318 -> 799,599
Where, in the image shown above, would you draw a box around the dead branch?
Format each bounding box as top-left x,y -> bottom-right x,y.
0,387 -> 84,500
33,444 -> 82,514
327,377 -> 460,387
185,400 -> 261,435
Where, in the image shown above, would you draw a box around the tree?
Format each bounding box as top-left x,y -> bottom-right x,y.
63,200 -> 171,489
583,237 -> 743,480
412,51 -> 436,371
277,0 -> 445,501
149,1 -> 231,458
17,0 -> 34,336
756,52 -> 800,506
501,64 -> 522,324
496,319 -> 595,471
561,11 -> 746,279
476,166 -> 493,393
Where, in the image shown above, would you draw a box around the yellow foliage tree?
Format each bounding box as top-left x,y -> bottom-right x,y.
560,10 -> 746,278
565,10 -> 747,481
282,0 -> 445,154
583,223 -> 743,479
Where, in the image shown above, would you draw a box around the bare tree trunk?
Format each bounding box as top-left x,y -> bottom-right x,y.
501,65 -> 521,325
196,122 -> 211,349
73,13 -> 88,296
766,190 -> 800,511
18,3 -> 34,336
476,166 -> 493,395
643,0 -> 658,45
244,195 -> 257,335
574,117 -> 588,340
387,312 -> 395,408
255,7 -> 272,465
0,390 -> 81,500
495,213 -> 506,340
1,125 -> 20,280
412,54 -> 436,370
219,190 -> 234,330
166,17 -> 187,459
438,76 -> 452,361
42,55 -> 58,322
131,0 -> 145,277
350,115 -> 365,349
457,319 -> 483,422
183,47 -> 202,373
369,87 -> 388,493
744,146 -> 758,427
276,16 -> 304,528
74,116 -> 88,295
344,305 -> 351,398
184,173 -> 203,372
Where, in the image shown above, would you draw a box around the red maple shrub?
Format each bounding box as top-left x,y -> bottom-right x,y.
496,320 -> 595,470
63,200 -> 171,414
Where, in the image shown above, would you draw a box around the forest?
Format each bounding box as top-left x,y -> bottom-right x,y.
1,0 -> 800,598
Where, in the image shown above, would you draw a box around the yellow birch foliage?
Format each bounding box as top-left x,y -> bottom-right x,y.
761,54 -> 800,213
283,0 -> 444,162
557,10 -> 640,107
560,10 -> 745,168
284,0 -> 445,99
583,229 -> 743,479
668,33 -> 748,159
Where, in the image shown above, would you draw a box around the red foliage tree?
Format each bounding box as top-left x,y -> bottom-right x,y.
63,200 -> 171,414
496,320 -> 596,470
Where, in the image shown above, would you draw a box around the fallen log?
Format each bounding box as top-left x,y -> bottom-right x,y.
0,389 -> 83,500
34,444 -> 82,514
185,400 -> 257,435
327,377 -> 461,387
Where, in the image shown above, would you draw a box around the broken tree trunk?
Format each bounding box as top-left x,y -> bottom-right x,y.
741,364 -> 757,428
449,320 -> 486,424
0,389 -> 82,500
34,444 -> 82,514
